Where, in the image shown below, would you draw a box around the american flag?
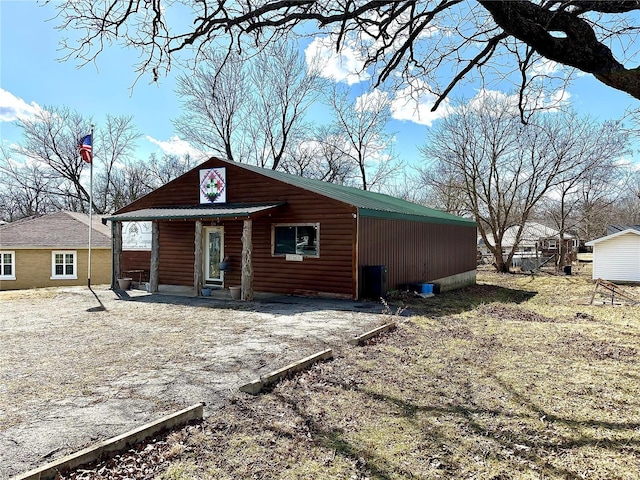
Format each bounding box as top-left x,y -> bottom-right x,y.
78,134 -> 92,163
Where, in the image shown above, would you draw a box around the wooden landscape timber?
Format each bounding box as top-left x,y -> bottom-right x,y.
12,403 -> 204,480
240,348 -> 333,395
348,322 -> 397,346
590,278 -> 640,305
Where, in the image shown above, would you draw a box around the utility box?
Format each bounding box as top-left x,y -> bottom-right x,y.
362,265 -> 387,299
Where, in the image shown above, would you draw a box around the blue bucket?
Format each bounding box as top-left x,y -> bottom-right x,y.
420,283 -> 434,294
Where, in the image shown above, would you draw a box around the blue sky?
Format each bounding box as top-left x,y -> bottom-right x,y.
1,1 -> 187,159
2,1 -> 639,168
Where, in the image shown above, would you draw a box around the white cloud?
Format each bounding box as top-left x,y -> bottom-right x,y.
355,89 -> 390,112
547,88 -> 571,110
522,86 -> 571,112
467,88 -> 570,115
531,58 -> 561,76
390,81 -> 454,126
351,82 -> 454,126
467,89 -> 520,114
0,88 -> 45,122
145,135 -> 208,160
305,36 -> 370,85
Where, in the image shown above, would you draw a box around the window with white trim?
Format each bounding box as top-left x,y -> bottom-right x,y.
0,251 -> 16,280
273,224 -> 319,257
51,251 -> 77,279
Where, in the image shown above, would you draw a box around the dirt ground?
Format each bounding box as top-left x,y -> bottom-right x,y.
0,285 -> 388,478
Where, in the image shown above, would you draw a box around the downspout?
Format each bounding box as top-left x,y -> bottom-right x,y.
354,208 -> 359,300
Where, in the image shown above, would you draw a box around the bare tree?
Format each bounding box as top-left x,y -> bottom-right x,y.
10,106 -> 93,213
416,160 -> 470,217
94,115 -> 142,213
280,125 -> 356,183
419,95 -> 613,272
145,153 -> 198,187
562,168 -> 627,243
174,49 -> 248,162
175,41 -> 322,169
328,87 -> 400,191
2,106 -> 141,217
107,158 -> 153,212
246,41 -> 324,170
537,115 -> 628,265
0,150 -> 56,221
52,1 -> 640,110
104,153 -> 197,212
596,167 -> 640,232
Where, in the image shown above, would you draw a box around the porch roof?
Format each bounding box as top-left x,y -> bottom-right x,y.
106,203 -> 285,222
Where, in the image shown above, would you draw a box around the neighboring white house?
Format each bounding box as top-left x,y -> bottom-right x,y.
585,229 -> 640,282
478,222 -> 576,265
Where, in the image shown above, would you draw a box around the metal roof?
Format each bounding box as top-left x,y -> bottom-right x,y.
106,203 -> 285,222
224,160 -> 476,227
607,225 -> 640,235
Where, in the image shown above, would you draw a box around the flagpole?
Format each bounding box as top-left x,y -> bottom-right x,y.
88,125 -> 94,289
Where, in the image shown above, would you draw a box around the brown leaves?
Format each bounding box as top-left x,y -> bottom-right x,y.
57,424 -> 203,480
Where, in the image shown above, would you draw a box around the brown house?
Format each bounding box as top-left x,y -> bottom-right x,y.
0,211 -> 111,290
107,158 -> 477,300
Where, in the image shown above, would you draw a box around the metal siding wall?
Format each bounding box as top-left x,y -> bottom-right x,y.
358,217 -> 477,290
593,234 -> 640,282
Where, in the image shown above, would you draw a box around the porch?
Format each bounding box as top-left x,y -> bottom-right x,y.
107,203 -> 285,301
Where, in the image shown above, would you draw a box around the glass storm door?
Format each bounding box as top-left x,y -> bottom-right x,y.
205,227 -> 224,283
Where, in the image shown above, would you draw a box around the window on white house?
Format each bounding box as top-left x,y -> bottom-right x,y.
0,251 -> 16,280
273,224 -> 319,257
547,239 -> 557,249
51,251 -> 77,279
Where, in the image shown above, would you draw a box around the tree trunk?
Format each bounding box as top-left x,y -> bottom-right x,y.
112,221 -> 122,290
241,219 -> 254,301
194,220 -> 203,296
492,245 -> 510,273
494,260 -> 510,273
149,221 -> 160,293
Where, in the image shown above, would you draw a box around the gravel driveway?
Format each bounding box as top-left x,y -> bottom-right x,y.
0,285 -> 386,478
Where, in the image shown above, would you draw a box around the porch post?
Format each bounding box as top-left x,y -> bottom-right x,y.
112,221 -> 122,290
241,219 -> 254,301
149,220 -> 160,293
194,220 -> 203,296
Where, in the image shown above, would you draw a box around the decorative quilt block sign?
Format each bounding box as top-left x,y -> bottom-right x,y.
199,168 -> 227,204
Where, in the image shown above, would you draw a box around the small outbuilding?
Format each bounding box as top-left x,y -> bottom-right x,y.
0,211 -> 111,290
107,158 -> 477,299
585,229 -> 640,283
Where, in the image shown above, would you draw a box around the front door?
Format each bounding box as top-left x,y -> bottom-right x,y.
205,226 -> 224,284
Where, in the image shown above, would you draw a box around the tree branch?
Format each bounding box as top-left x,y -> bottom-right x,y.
479,0 -> 640,99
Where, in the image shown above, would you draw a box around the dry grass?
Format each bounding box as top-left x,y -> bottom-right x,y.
59,270 -> 640,478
